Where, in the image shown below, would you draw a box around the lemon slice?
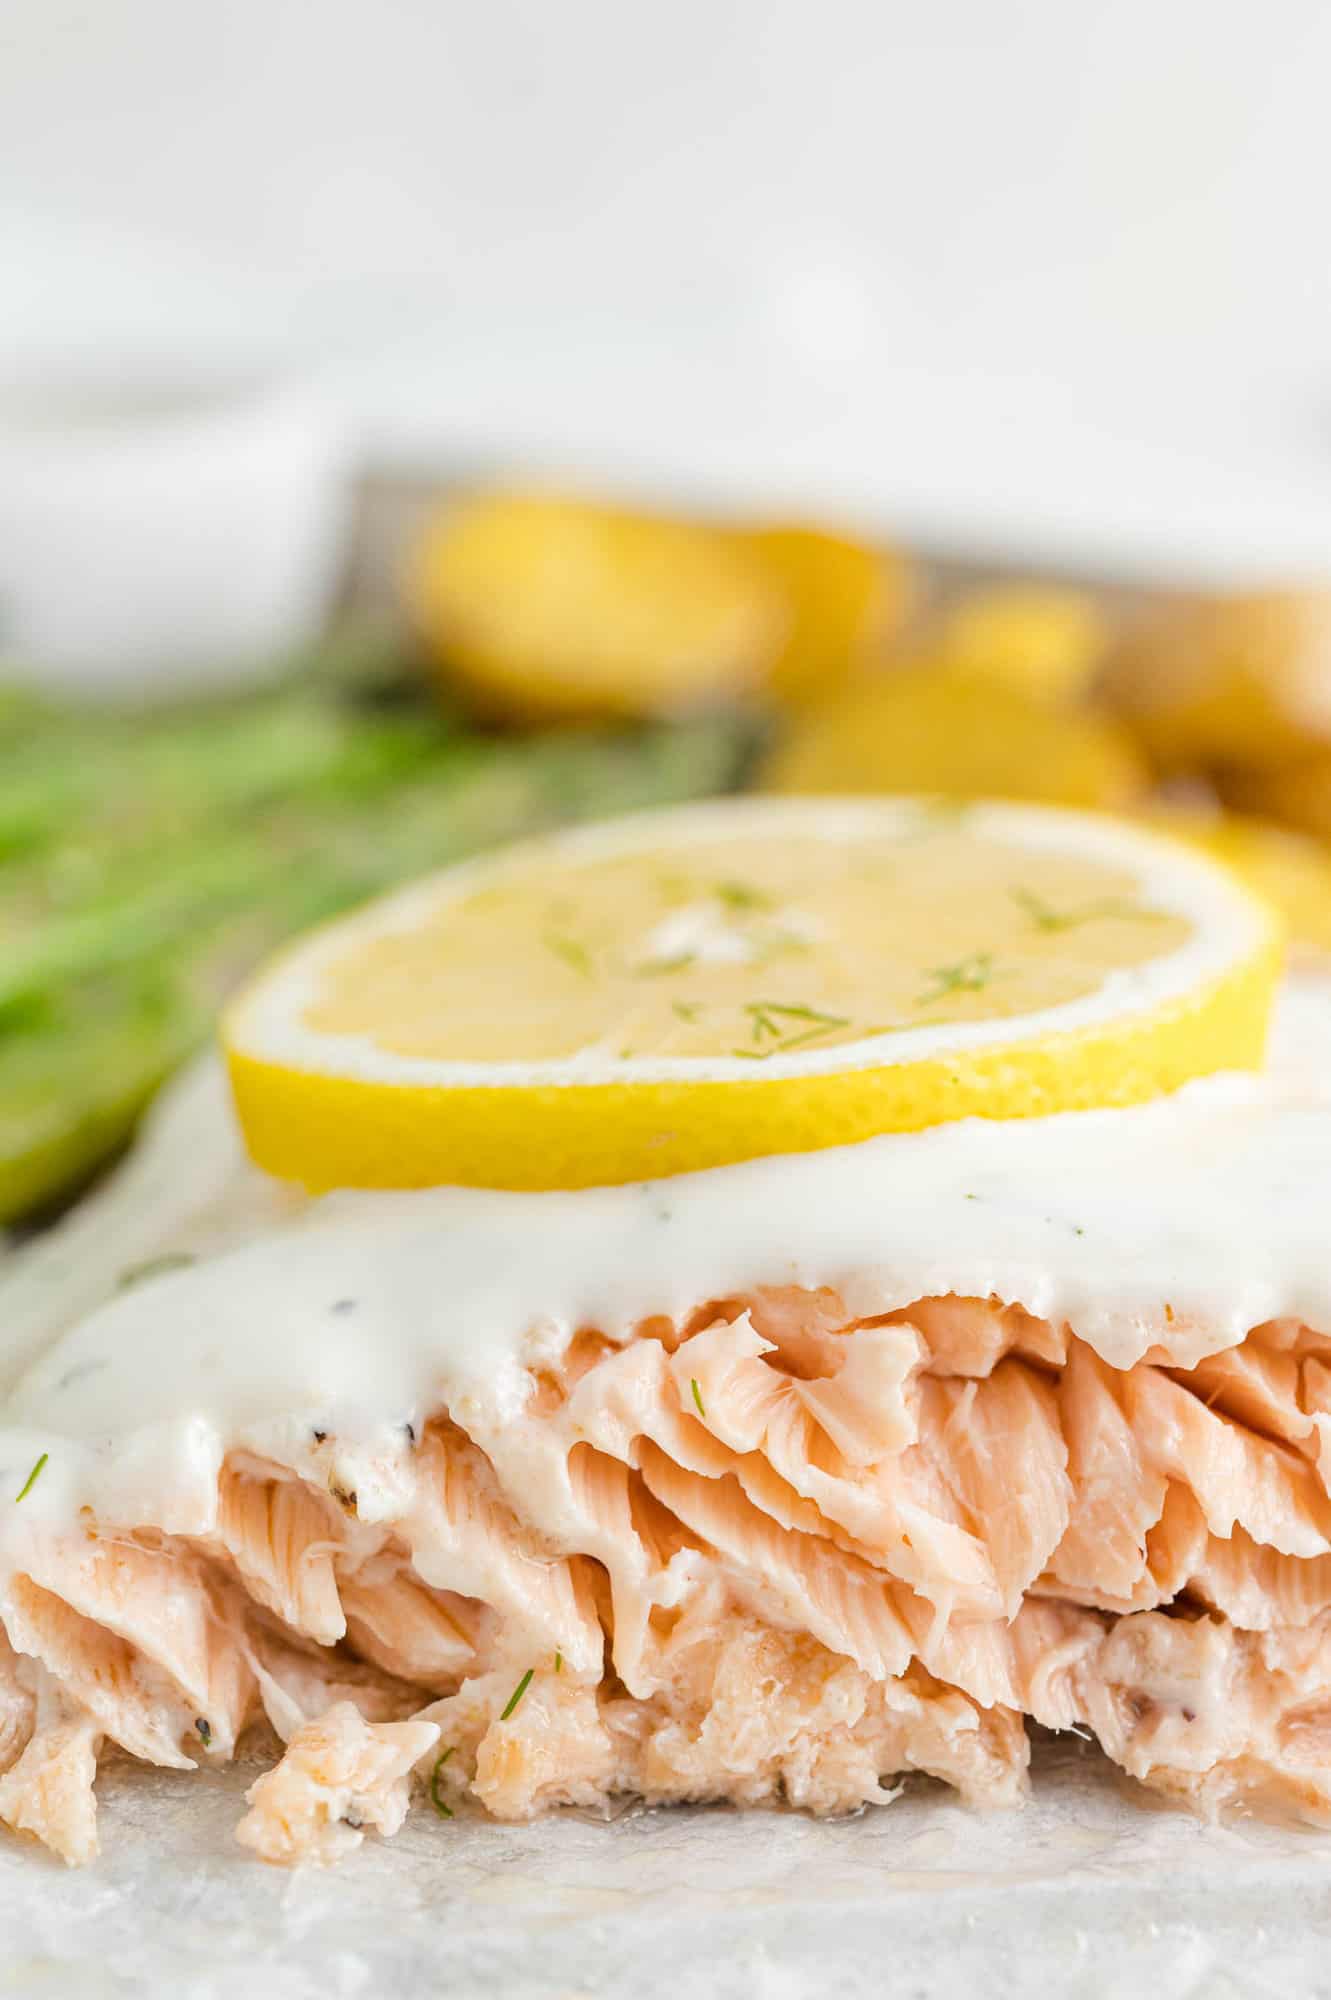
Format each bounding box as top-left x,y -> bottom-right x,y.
407,490 -> 780,723
1141,805 -> 1331,960
224,798 -> 1279,1193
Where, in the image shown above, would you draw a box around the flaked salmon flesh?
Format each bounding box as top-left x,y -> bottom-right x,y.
9,1290 -> 1331,1863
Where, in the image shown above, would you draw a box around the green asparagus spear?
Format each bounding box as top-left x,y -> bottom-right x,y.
1,653 -> 752,1224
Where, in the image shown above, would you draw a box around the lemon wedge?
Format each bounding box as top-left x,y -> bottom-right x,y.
933,585 -> 1110,705
731,521 -> 916,706
407,490 -> 780,723
1222,755 -> 1331,853
224,798 -> 1279,1192
762,664 -> 1148,808
1105,589 -> 1331,772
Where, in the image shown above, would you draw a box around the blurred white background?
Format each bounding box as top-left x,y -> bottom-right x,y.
2,0 -> 1330,576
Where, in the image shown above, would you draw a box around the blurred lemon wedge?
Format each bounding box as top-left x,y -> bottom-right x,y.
1104,589 -> 1331,772
763,664 -> 1148,807
933,585 -> 1110,705
731,521 -> 915,706
224,797 -> 1280,1192
407,489 -> 779,723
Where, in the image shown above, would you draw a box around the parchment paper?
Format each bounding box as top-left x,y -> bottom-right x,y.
3,1737 -> 1330,1999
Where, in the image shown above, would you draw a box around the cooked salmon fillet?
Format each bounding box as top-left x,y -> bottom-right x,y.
1,976 -> 1329,1866
5,1286 -> 1331,1863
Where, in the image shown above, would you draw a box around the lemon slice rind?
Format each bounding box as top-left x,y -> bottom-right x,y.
225,798 -> 1281,1191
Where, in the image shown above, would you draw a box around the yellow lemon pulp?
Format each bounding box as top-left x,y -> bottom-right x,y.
224,798 -> 1280,1193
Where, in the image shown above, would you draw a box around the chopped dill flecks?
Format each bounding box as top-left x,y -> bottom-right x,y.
964,1192 -> 979,1202
429,1745 -> 455,1819
544,932 -> 594,979
690,1377 -> 707,1421
736,1000 -> 850,1061
1012,884 -> 1167,933
635,951 -> 696,978
752,1001 -> 842,1026
500,1669 -> 535,1721
915,951 -> 995,1007
671,999 -> 703,1024
14,1452 -> 48,1503
714,879 -> 772,913
195,1717 -> 213,1748
748,1004 -> 782,1045
116,1251 -> 197,1292
1012,885 -> 1073,932
554,1651 -> 563,1674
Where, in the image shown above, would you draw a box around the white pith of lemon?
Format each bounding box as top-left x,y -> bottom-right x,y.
224,797 -> 1282,1192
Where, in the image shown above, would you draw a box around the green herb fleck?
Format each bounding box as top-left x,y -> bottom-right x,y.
195,1716 -> 212,1748
116,1251 -> 198,1292
690,1377 -> 707,1421
429,1745 -> 455,1819
1012,885 -> 1168,934
545,932 -> 593,979
14,1452 -> 48,1504
747,1003 -> 781,1045
714,879 -> 772,913
1012,885 -> 1078,933
636,951 -> 696,978
554,1650 -> 563,1674
916,952 -> 995,1007
501,1668 -> 535,1721
964,1192 -> 979,1201
755,1001 -> 843,1027
733,1000 -> 851,1060
671,999 -> 703,1024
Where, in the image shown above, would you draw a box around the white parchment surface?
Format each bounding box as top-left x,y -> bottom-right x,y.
3,1738 -> 1331,2000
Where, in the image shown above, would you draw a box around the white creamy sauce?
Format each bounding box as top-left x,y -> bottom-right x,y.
1,974 -> 1330,1543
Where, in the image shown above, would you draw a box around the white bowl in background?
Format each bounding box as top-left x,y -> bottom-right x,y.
0,371 -> 350,699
